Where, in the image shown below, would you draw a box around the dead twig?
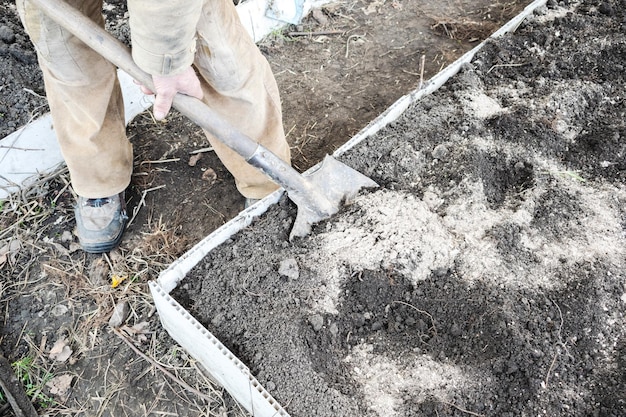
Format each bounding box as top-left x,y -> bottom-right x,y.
112,328 -> 214,404
0,355 -> 39,417
22,88 -> 46,99
486,62 -> 528,74
392,300 -> 437,336
288,30 -> 343,37
127,184 -> 166,227
0,145 -> 46,151
139,158 -> 180,165
345,34 -> 366,59
188,147 -> 214,155
544,298 -> 567,388
440,400 -> 485,417
418,54 -> 426,90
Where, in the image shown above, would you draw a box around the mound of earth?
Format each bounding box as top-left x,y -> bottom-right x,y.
174,1 -> 626,416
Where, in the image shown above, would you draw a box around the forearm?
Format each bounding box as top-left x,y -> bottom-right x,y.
127,0 -> 203,76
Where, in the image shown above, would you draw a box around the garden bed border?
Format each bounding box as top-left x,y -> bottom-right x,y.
150,1 -> 549,415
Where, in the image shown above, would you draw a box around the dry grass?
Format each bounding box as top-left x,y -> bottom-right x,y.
430,0 -> 525,41
431,18 -> 499,42
0,166 -> 247,417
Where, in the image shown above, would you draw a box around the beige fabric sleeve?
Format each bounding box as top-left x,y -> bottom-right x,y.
127,0 -> 203,76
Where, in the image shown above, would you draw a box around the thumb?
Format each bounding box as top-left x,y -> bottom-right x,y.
153,88 -> 175,121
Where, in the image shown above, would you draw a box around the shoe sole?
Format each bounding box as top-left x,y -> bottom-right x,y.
80,225 -> 125,254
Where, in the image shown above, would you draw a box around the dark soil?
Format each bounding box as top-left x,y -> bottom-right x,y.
175,1 -> 626,416
0,2 -> 45,136
0,0 -> 538,416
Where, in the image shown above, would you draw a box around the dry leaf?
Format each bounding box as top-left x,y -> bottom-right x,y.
68,242 -> 82,253
89,258 -> 109,285
120,321 -> 150,344
362,0 -> 384,15
202,167 -> 218,185
49,338 -> 73,362
188,153 -> 202,166
108,301 -> 130,328
46,374 -> 73,399
111,274 -> 127,288
0,239 -> 21,267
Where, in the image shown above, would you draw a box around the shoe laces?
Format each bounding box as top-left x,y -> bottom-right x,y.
84,197 -> 112,208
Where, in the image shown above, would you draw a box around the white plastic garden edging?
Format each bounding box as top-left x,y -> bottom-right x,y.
150,1 -> 548,416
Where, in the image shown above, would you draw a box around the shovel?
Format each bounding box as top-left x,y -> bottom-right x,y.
31,0 -> 377,239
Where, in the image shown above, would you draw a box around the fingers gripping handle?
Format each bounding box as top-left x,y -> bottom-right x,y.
31,0 -> 259,159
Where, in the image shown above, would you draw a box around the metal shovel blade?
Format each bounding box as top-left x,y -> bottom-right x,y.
287,155 -> 378,240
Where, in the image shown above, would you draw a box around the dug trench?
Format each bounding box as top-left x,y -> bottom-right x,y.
173,1 -> 626,416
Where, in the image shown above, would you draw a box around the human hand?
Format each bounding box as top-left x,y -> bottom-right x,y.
137,66 -> 203,120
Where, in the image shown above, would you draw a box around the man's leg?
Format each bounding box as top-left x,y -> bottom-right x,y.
17,0 -> 132,252
17,0 -> 132,198
193,0 -> 292,200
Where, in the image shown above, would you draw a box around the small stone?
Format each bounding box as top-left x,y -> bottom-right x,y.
598,2 -> 614,15
311,8 -> 328,25
450,323 -> 462,337
329,323 -> 339,337
51,304 -> 68,317
265,381 -> 276,392
309,314 -> 324,332
188,153 -> 202,166
61,230 -> 74,243
9,44 -> 35,64
353,313 -> 366,327
432,143 -> 449,160
0,26 -> 15,44
108,301 -> 130,328
416,319 -> 428,332
371,321 -> 383,331
506,361 -> 519,374
211,313 -> 225,327
278,258 -> 299,280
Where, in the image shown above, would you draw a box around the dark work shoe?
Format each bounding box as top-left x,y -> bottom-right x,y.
75,192 -> 128,254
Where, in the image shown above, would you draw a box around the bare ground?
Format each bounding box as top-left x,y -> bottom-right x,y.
0,0 -> 553,415
179,1 -> 626,416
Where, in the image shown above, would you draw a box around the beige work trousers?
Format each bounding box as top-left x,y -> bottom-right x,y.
17,0 -> 291,199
